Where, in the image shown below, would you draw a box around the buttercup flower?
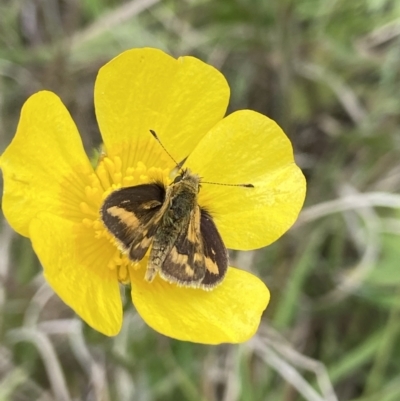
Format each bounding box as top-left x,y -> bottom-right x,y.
0,48 -> 305,344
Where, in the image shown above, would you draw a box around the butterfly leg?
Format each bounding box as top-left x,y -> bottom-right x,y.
144,265 -> 158,282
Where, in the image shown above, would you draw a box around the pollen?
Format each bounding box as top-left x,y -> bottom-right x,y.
70,154 -> 170,284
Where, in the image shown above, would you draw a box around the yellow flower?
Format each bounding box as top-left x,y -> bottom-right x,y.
0,48 -> 305,344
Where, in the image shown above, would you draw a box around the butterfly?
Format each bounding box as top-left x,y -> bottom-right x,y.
100,166 -> 228,289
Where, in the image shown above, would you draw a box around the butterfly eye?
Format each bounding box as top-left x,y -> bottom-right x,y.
173,175 -> 183,184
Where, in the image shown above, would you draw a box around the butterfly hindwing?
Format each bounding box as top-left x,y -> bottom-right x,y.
199,209 -> 228,288
101,183 -> 165,261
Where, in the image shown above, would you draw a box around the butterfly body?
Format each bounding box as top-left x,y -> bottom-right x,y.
101,169 -> 228,289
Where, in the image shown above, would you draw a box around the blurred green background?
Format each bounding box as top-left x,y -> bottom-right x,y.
1,0 -> 400,400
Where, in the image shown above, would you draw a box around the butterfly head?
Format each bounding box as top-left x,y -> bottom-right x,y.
171,168 -> 201,193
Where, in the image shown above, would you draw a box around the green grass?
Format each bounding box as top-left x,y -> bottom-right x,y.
1,0 -> 400,400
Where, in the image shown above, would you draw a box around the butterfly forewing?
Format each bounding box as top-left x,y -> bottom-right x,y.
159,207 -> 206,285
101,183 -> 165,259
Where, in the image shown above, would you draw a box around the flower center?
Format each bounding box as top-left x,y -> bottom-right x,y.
78,153 -> 170,284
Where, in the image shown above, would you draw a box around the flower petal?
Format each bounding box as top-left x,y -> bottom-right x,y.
95,48 -> 230,172
0,91 -> 94,237
187,110 -> 306,250
130,267 -> 269,344
30,212 -> 122,336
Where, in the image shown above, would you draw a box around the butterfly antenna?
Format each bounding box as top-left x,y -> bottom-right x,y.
150,130 -> 253,187
150,129 -> 184,169
201,181 -> 254,188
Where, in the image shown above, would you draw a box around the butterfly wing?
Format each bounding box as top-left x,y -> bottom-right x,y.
158,207 -> 227,288
199,209 -> 228,289
101,183 -> 165,262
157,206 -> 206,286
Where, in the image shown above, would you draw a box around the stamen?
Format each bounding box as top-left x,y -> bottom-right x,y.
77,154 -> 169,284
